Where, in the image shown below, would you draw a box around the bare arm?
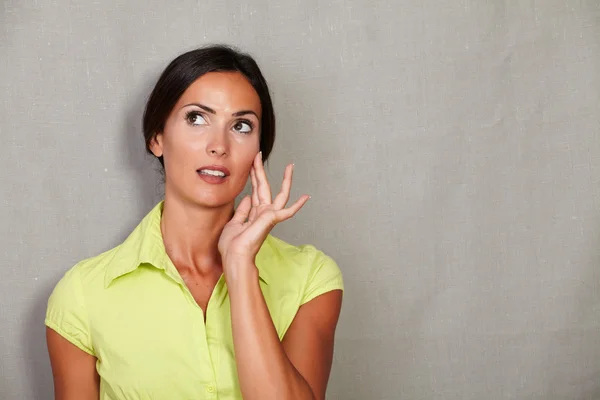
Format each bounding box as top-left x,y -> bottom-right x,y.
282,289 -> 343,399
46,327 -> 100,400
220,154 -> 343,399
228,266 -> 342,400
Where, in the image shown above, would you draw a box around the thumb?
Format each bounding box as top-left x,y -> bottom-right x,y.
231,196 -> 252,224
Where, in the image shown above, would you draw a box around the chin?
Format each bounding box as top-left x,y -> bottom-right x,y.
168,180 -> 241,209
190,192 -> 236,209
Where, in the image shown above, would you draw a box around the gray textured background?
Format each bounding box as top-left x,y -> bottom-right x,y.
2,1 -> 600,399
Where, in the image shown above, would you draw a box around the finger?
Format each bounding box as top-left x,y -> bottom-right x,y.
253,151 -> 272,204
273,163 -> 293,209
243,210 -> 279,243
274,195 -> 310,222
242,195 -> 310,243
248,168 -> 259,222
250,167 -> 260,208
230,196 -> 252,224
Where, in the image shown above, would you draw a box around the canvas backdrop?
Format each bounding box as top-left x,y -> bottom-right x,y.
1,1 -> 599,399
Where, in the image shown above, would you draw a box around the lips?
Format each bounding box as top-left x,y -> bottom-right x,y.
196,165 -> 230,184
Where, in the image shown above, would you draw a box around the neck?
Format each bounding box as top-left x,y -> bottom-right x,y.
160,193 -> 234,275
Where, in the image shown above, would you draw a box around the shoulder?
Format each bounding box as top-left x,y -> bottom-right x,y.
45,246 -> 121,356
258,234 -> 334,271
47,242 -> 128,312
257,235 -> 344,337
58,246 -> 121,288
258,235 -> 344,301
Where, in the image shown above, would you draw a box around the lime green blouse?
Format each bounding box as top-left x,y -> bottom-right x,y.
45,201 -> 343,399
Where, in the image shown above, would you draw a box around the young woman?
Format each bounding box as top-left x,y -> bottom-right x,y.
45,45 -> 344,400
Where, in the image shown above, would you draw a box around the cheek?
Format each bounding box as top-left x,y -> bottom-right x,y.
231,144 -> 258,183
240,145 -> 260,169
232,133 -> 259,158
163,129 -> 200,165
245,132 -> 261,152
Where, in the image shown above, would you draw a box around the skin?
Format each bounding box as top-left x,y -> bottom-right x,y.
47,71 -> 343,400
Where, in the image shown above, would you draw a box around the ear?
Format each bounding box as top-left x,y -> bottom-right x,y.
149,133 -> 164,158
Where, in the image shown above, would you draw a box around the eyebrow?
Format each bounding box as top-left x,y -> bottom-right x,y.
183,103 -> 259,118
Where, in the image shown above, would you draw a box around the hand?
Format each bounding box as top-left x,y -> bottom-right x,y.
218,152 -> 310,271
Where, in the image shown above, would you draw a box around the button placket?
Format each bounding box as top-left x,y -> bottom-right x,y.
203,277 -> 226,398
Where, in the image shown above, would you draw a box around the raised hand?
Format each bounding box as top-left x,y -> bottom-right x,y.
218,152 -> 310,271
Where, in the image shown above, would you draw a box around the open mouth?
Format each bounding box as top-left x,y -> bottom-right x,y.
196,166 -> 230,184
197,169 -> 227,178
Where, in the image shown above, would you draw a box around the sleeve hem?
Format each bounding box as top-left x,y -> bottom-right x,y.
45,318 -> 96,356
300,278 -> 344,305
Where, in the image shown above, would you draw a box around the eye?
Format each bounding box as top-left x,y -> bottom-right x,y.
233,120 -> 253,134
185,111 -> 207,126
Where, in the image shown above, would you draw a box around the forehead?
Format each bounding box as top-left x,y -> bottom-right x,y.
176,71 -> 261,116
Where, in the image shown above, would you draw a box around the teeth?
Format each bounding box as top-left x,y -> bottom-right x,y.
199,169 -> 226,177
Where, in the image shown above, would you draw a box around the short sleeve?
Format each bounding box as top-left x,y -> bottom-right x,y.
300,251 -> 344,305
45,267 -> 95,356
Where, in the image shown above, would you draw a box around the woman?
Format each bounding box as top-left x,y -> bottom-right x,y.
45,45 -> 344,400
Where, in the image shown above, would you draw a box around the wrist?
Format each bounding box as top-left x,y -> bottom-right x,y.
223,259 -> 259,288
222,251 -> 255,267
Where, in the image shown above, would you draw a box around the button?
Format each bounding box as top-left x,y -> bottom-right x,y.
206,384 -> 216,394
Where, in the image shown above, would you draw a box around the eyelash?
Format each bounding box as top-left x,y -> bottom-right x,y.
184,111 -> 254,134
234,119 -> 254,134
185,110 -> 206,125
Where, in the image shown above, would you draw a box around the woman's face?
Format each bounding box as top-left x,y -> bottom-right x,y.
150,71 -> 262,209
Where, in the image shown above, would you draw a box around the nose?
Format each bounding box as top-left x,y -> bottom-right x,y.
206,128 -> 229,158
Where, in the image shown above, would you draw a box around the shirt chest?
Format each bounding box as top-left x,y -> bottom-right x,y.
91,269 -> 242,398
87,265 -> 300,398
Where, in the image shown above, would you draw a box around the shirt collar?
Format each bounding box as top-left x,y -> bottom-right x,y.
104,201 -> 270,288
